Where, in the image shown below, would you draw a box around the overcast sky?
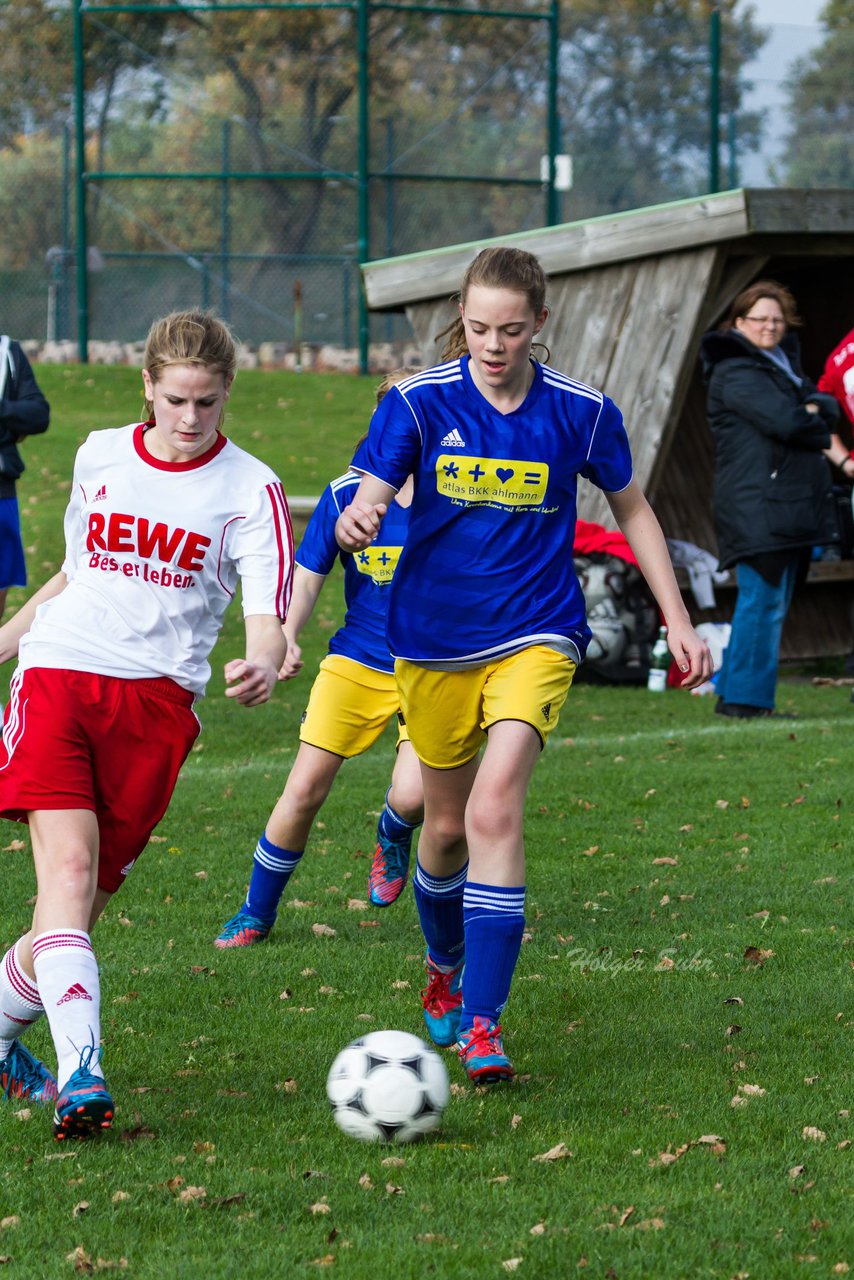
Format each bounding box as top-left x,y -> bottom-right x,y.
739,0 -> 825,182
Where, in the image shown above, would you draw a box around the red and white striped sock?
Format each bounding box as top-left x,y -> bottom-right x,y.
32,930 -> 103,1091
0,940 -> 45,1058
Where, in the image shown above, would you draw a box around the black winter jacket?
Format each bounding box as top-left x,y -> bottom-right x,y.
0,339 -> 50,484
700,328 -> 838,571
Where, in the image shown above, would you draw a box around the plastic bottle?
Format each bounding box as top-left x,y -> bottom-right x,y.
646,626 -> 670,692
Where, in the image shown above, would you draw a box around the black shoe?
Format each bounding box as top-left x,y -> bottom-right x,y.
715,699 -> 796,720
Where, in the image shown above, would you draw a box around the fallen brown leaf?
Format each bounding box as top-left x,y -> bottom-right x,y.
532,1142 -> 572,1162
178,1186 -> 207,1204
66,1247 -> 94,1275
743,946 -> 774,966
120,1124 -> 156,1143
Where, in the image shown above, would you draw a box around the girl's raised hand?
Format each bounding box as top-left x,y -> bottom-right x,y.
335,499 -> 388,552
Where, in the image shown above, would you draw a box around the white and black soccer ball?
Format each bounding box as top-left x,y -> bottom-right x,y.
326,1029 -> 449,1144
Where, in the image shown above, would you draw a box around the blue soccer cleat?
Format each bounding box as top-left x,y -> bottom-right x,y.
53,1045 -> 114,1140
368,830 -> 413,907
420,953 -> 464,1047
0,1039 -> 58,1106
456,1016 -> 515,1085
214,906 -> 274,949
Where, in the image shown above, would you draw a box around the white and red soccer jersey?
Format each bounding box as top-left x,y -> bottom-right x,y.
818,327 -> 854,428
19,423 -> 293,694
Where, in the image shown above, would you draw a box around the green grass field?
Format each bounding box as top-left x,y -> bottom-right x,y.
2,367 -> 853,1279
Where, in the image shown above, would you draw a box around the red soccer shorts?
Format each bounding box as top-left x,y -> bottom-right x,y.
0,667 -> 200,893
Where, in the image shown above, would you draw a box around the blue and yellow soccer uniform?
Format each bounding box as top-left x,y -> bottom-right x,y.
351,358 -> 634,766
296,471 -> 410,757
352,357 -> 633,666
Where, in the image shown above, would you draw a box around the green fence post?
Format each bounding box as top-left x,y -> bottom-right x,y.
221,120 -> 232,322
708,4 -> 721,194
73,0 -> 89,361
546,0 -> 560,225
357,0 -> 370,375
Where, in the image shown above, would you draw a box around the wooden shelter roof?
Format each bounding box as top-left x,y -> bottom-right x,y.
361,189 -> 854,658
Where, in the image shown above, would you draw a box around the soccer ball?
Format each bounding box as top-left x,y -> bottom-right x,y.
326,1029 -> 449,1144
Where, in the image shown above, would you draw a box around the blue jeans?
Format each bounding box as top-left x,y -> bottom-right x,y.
716,559 -> 798,710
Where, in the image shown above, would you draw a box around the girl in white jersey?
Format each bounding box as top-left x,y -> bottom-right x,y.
0,311 -> 293,1139
336,247 -> 713,1084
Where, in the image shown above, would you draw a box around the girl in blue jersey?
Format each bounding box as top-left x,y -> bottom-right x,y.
215,373 -> 424,948
336,247 -> 712,1084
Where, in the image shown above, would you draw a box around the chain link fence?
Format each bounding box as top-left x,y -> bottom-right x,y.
0,4 -> 846,363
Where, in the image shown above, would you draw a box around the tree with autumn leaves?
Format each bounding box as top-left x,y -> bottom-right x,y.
2,0 -> 843,286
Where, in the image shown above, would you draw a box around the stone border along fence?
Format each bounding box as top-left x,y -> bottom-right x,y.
22,339 -> 424,375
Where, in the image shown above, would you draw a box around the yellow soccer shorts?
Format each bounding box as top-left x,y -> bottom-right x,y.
299,653 -> 408,759
394,645 -> 575,771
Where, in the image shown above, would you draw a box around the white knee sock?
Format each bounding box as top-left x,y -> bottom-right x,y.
0,940 -> 44,1058
32,930 -> 103,1091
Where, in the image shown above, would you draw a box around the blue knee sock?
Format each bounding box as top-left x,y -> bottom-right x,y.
412,858 -> 467,969
244,833 -> 303,924
377,788 -> 421,844
460,881 -> 526,1033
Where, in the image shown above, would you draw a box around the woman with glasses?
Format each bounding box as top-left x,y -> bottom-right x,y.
701,280 -> 841,718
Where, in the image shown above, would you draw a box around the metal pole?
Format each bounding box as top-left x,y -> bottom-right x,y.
708,5 -> 721,194
727,111 -> 738,189
73,1 -> 90,361
384,117 -> 395,341
220,120 -> 232,321
294,279 -> 304,371
356,0 -> 370,375
60,123 -> 71,341
546,0 -> 560,224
